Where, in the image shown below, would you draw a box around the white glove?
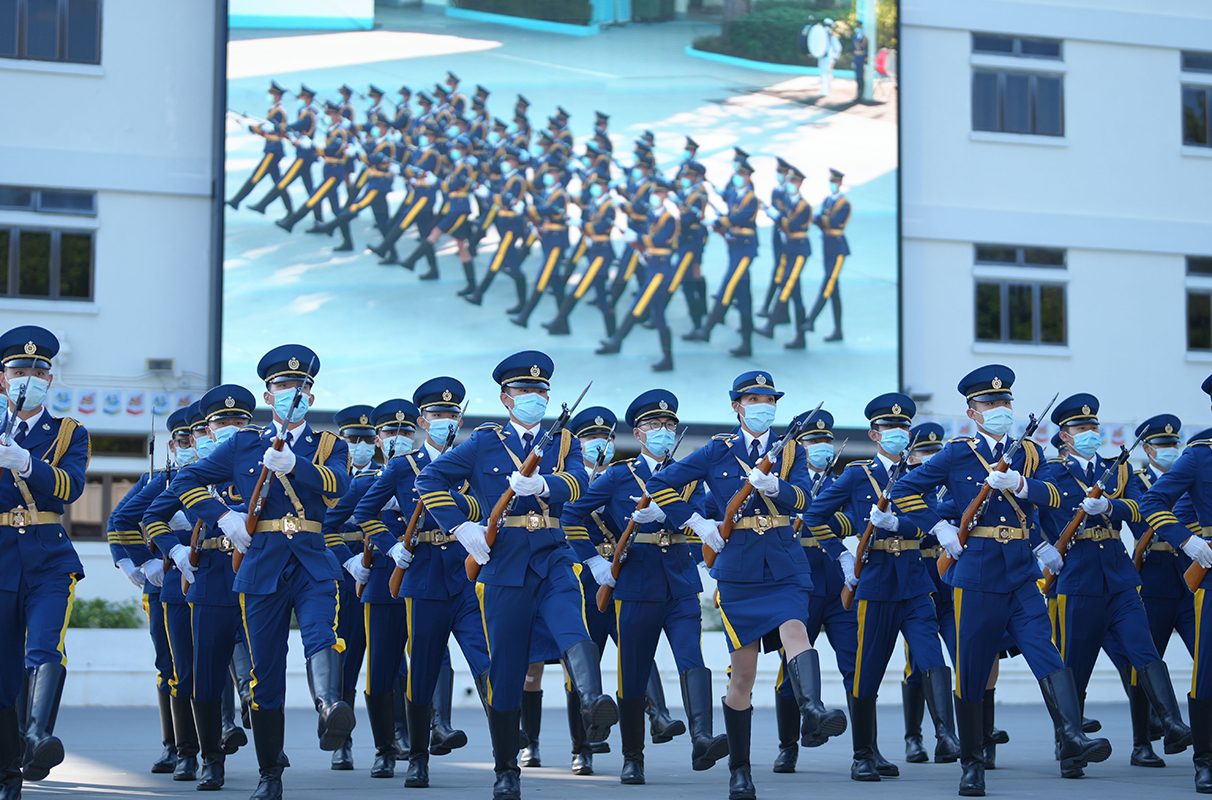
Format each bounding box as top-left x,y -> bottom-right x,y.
1081,496 -> 1111,516
508,471 -> 548,497
768,209 -> 781,221
297,135 -> 313,149
474,184 -> 490,199
263,444 -> 296,475
623,229 -> 638,243
1182,536 -> 1212,569
587,555 -> 616,587
141,558 -> 164,588
839,551 -> 858,588
1034,542 -> 1063,574
343,555 -> 370,584
389,541 -> 414,569
117,558 -> 145,587
454,521 -> 491,565
985,468 -> 1023,493
629,501 -> 665,524
932,519 -> 963,559
219,510 -> 251,553
0,441 -> 31,472
687,513 -> 725,553
389,162 -> 401,176
259,121 -> 276,133
384,496 -> 401,512
869,504 -> 899,532
511,199 -> 525,213
168,510 -> 191,531
466,155 -> 480,168
747,468 -> 780,497
170,544 -> 196,585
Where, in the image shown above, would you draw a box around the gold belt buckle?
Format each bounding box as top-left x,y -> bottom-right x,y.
1090,528 -> 1109,541
10,508 -> 28,528
995,526 -> 1014,543
434,532 -> 450,545
220,535 -> 232,551
600,542 -> 615,558
282,515 -> 300,539
754,515 -> 771,535
525,511 -> 543,532
887,537 -> 902,555
657,532 -> 671,547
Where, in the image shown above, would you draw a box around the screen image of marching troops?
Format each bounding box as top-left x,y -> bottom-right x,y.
4,323 -> 1211,799
220,8 -> 898,427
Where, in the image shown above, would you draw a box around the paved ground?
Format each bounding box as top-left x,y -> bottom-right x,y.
29,702 -> 1199,799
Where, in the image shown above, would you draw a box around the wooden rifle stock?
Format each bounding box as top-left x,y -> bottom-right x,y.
1186,560 -> 1207,593
389,500 -> 425,599
1039,484 -> 1102,595
233,442 -> 282,574
936,473 -> 998,579
183,519 -> 204,595
841,440 -> 914,610
1133,528 -> 1154,572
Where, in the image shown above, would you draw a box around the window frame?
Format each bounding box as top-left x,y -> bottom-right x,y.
1183,84 -> 1210,148
3,0 -> 101,65
0,185 -> 96,216
972,32 -> 1063,61
974,243 -> 1067,269
1187,289 -> 1212,352
974,279 -> 1068,346
0,225 -> 95,301
1182,50 -> 1212,75
972,68 -> 1065,137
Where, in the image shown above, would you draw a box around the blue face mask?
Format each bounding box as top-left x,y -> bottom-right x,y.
511,393 -> 548,427
427,419 -> 459,446
531,145 -> 544,157
732,174 -> 745,189
644,428 -> 675,458
581,156 -> 591,167
979,406 -> 1014,437
175,446 -> 197,467
7,375 -> 48,408
273,389 -> 309,424
583,439 -> 615,464
542,173 -> 555,187
350,441 -> 376,467
417,135 -> 430,148
806,443 -> 834,469
449,148 -> 462,160
382,434 -> 414,457
1070,429 -> 1102,459
507,123 -> 518,134
741,402 -> 776,435
195,435 -> 217,460
648,193 -> 660,207
589,184 -> 603,198
679,177 -> 692,190
1153,446 -> 1182,471
631,167 -> 643,181
446,125 -> 459,138
488,131 -> 501,143
776,173 -> 786,185
879,428 -> 910,456
214,425 -> 240,445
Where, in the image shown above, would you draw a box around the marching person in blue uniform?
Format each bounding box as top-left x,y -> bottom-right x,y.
804,394 -> 958,780
369,122 -> 444,271
275,102 -> 350,235
1040,394 -> 1191,764
400,133 -> 480,291
0,325 -> 89,796
510,162 -> 571,328
646,371 -> 845,800
543,172 -> 617,338
756,163 -> 812,350
1139,377 -> 1212,794
684,159 -> 760,358
673,161 -> 710,333
562,391 -> 725,785
354,386 -> 486,787
801,168 -> 850,343
890,365 -> 1112,796
757,159 -> 788,320
414,351 -> 615,800
227,81 -> 290,210
464,146 -> 530,311
248,83 -> 322,219
171,345 -> 353,800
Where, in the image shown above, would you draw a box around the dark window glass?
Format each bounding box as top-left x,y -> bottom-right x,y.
0,187 -> 33,210
973,34 -> 1013,54
1003,73 -> 1030,133
0,0 -> 17,56
1189,293 -> 1212,351
1024,247 -> 1065,267
1021,38 -> 1061,58
1183,51 -> 1212,74
1039,285 -> 1065,343
975,245 -> 1017,264
0,230 -> 9,294
59,232 -> 90,298
975,282 -> 1002,341
65,0 -> 99,64
1184,87 -> 1209,146
39,190 -> 94,213
1189,256 -> 1212,275
1007,283 -> 1035,341
24,0 -> 60,61
17,231 -> 50,296
1034,75 -> 1064,136
972,71 -> 999,132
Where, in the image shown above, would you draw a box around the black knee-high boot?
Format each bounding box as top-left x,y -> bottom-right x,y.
1121,665 -> 1164,767
400,241 -> 436,276
0,705 -> 21,800
1190,695 -> 1212,793
153,690 -> 178,773
1040,668 -> 1112,778
902,682 -> 927,763
723,702 -> 755,800
505,268 -> 529,316
169,694 -> 198,781
683,301 -> 726,342
567,690 -> 593,775
924,666 -> 960,763
509,283 -> 547,329
193,698 -> 226,791
305,650 -> 356,752
405,700 -> 433,787
430,661 -> 467,756
250,708 -> 285,800
729,314 -> 753,358
519,691 -> 543,767
619,696 -> 647,784
22,663 -> 67,782
1139,659 -> 1193,754
562,641 -> 618,743
488,707 -> 522,800
773,689 -> 799,773
848,694 -> 880,781
365,691 -> 397,778
652,328 -> 674,372
679,668 -> 728,771
956,695 -> 985,797
458,259 -> 478,297
786,650 -> 847,747
464,266 -> 498,306
330,689 -> 355,770
596,312 -> 638,354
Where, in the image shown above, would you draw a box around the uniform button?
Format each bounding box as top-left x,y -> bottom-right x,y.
1000,517 -> 1006,522
967,476 -> 972,481
493,467 -> 499,472
723,472 -> 728,477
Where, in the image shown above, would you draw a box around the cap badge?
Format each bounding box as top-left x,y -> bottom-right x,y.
1165,423 -> 1175,434
288,356 -> 300,370
23,341 -> 36,356
224,396 -> 235,408
892,403 -> 902,415
395,411 -> 406,421
929,432 -> 938,441
442,389 -> 453,402
529,365 -> 540,378
991,377 -> 1002,390
816,419 -> 826,429
594,415 -> 604,426
1082,404 -> 1091,415
659,400 -> 670,411
359,414 -> 369,425
755,374 -> 767,386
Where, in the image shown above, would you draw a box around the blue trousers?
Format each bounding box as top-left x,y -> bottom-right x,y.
337,583 -> 367,693
614,593 -> 704,699
1195,589 -> 1212,698
715,241 -> 757,322
954,582 -> 1063,701
478,564 -> 590,711
906,588 -> 958,689
192,604 -> 240,702
1143,594 -> 1197,659
164,600 -> 194,700
405,588 -> 489,705
626,255 -> 674,330
364,602 -> 409,696
1057,590 -> 1162,695
488,223 -> 526,277
0,574 -> 76,706
144,590 -> 174,695
580,569 -> 617,655
240,559 -> 342,711
853,594 -> 945,698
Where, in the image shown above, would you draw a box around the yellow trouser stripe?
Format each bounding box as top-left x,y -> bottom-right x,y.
631,273 -> 665,317
331,580 -> 346,653
574,257 -> 605,299
622,250 -> 639,282
669,251 -> 694,293
364,603 -> 373,695
276,158 -> 303,190
853,599 -> 867,697
721,256 -> 752,305
490,231 -> 514,273
823,255 -> 844,298
239,593 -> 259,710
251,153 -> 274,184
773,254 -> 786,284
356,169 -> 369,189
305,176 -> 337,209
164,601 -> 180,696
1196,589 -> 1205,697
953,587 -> 963,700
536,248 -> 561,292
405,598 -> 414,702
779,256 -> 806,303
719,600 -> 742,650
1058,594 -> 1069,661
399,196 -> 428,230
352,188 -> 378,213
476,582 -> 492,705
57,576 -> 77,666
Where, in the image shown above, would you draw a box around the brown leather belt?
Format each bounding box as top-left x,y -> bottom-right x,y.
868,537 -> 921,554
968,525 -> 1029,543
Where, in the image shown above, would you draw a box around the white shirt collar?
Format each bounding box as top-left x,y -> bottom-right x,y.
424,441 -> 443,461
978,429 -> 1005,452
510,419 -> 541,442
740,428 -> 771,457
875,452 -> 897,475
7,406 -> 44,433
641,453 -> 662,472
272,419 -> 309,440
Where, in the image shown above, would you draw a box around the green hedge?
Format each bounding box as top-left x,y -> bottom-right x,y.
451,0 -> 592,26
70,598 -> 145,629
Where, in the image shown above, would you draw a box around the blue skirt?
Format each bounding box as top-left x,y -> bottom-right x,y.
717,565 -> 810,653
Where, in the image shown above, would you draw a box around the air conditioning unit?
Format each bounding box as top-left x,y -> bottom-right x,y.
146,358 -> 175,373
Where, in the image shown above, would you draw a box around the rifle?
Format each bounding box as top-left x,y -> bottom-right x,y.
182,518 -> 204,595
795,438 -> 847,534
840,434 -> 918,611
1041,431 -> 1145,594
465,382 -> 592,582
936,393 -> 1058,579
388,399 -> 468,599
703,402 -> 822,568
1132,527 -> 1155,572
595,430 -> 687,612
2,380 -> 28,446
589,424 -> 617,484
233,358 -> 314,573
355,436 -> 400,600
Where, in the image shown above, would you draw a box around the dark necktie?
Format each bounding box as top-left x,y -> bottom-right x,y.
14,421 -> 27,445
523,432 -> 534,452
992,440 -> 1004,462
749,438 -> 761,466
1086,462 -> 1095,485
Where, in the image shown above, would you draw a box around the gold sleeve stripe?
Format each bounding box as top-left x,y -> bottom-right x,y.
315,465 -> 336,494
564,525 -> 589,536
421,491 -> 455,502
1187,522 -> 1203,536
808,524 -> 831,537
181,487 -> 209,501
145,521 -> 171,538
465,496 -> 481,522
1121,499 -> 1141,523
792,485 -> 806,511
1146,511 -> 1180,528
834,511 -> 853,538
360,520 -> 390,536
1047,483 -> 1061,508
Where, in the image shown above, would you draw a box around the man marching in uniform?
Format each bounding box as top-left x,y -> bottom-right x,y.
756,163 -> 812,350
414,352 -> 616,800
0,326 -> 89,797
890,366 -> 1111,796
172,346 -> 353,800
228,81 -> 290,210
802,168 -> 850,343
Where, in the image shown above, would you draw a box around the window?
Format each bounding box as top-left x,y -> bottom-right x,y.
973,33 -> 1062,60
973,70 -> 1064,136
975,281 -> 1066,345
0,185 -> 95,215
0,0 -> 100,64
975,244 -> 1066,268
1183,50 -> 1212,74
1184,85 -> 1210,148
1189,256 -> 1212,276
0,227 -> 93,300
1188,257 -> 1212,351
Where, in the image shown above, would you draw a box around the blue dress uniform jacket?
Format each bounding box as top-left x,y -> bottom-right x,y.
1129,466 -> 1193,598
414,423 -> 585,587
561,457 -> 706,602
800,468 -> 852,598
805,457 -> 933,601
889,436 -> 1056,592
263,102 -> 289,156
117,471 -> 191,605
145,483 -> 242,607
815,192 -> 851,258
321,468 -> 376,590
107,471 -> 150,567
171,423 -> 350,595
1039,455 -> 1142,595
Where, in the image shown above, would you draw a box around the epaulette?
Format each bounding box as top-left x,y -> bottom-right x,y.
948,435 -> 976,443
239,425 -> 265,436
844,459 -> 871,469
475,422 -> 503,432
1046,457 -> 1067,464
711,433 -> 737,443
1191,440 -> 1212,448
